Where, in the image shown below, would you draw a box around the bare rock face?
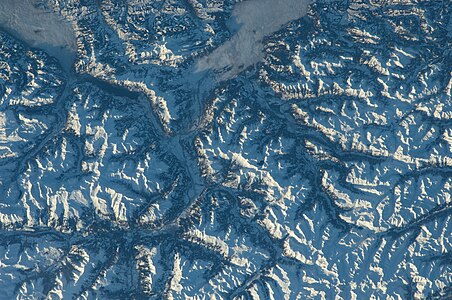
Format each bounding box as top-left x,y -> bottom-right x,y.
0,0 -> 451,299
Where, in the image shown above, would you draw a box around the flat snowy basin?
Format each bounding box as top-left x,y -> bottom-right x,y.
196,0 -> 312,80
0,0 -> 76,71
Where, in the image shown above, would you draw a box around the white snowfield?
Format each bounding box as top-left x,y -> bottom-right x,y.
196,0 -> 312,80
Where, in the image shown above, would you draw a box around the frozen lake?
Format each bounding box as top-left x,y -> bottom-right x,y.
196,0 -> 312,81
0,0 -> 76,72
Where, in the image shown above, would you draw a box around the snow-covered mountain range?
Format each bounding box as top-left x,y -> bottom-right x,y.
0,0 -> 450,298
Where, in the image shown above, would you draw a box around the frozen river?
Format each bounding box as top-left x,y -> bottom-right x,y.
0,0 -> 76,72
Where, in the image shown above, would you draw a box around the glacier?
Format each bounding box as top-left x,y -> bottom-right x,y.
0,0 -> 451,299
